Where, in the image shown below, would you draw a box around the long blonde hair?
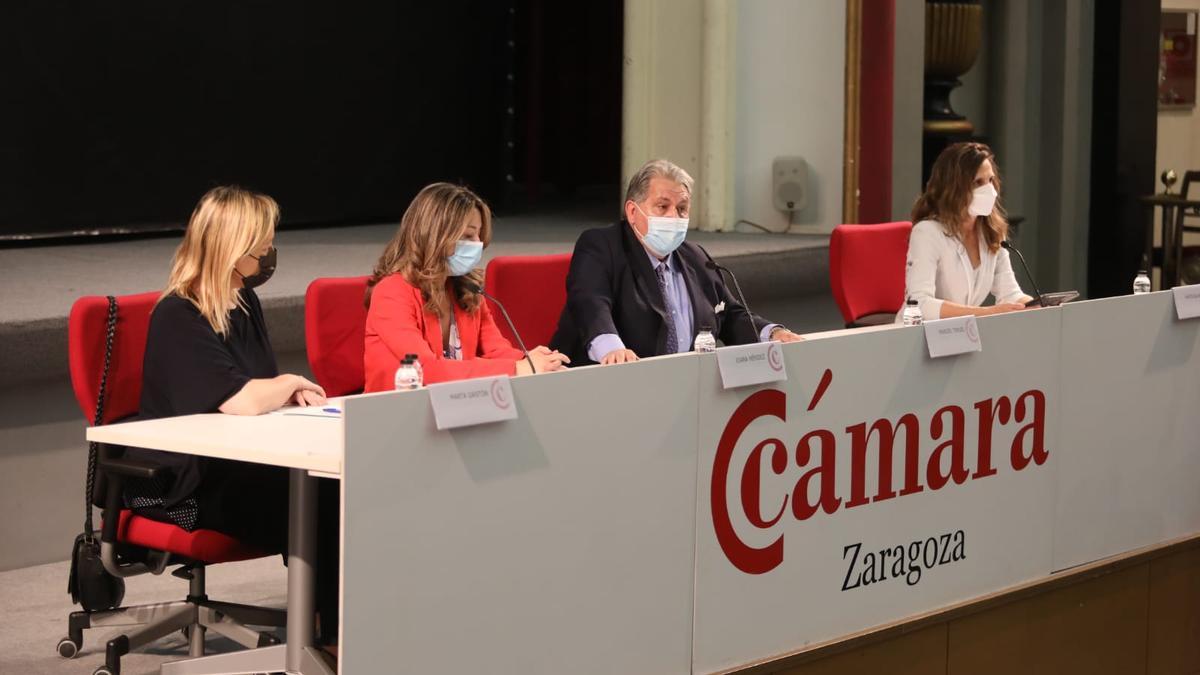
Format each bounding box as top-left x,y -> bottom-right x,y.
162,186 -> 279,336
367,182 -> 492,315
910,142 -> 1008,253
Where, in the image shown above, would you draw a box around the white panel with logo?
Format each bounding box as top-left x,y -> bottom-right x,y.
693,309 -> 1059,673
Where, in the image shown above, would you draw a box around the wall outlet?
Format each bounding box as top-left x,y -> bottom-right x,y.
773,156 -> 808,213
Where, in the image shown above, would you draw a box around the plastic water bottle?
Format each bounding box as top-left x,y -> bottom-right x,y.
408,354 -> 423,387
902,298 -> 923,326
394,354 -> 423,390
693,326 -> 717,353
1133,270 -> 1151,295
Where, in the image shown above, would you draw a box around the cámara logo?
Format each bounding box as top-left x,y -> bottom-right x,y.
710,370 -> 1048,575
965,317 -> 980,343
490,379 -> 512,410
767,342 -> 784,372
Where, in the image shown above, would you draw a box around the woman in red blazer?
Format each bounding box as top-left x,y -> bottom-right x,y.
364,183 -> 568,391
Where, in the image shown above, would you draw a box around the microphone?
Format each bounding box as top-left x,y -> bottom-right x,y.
1000,240 -> 1045,306
462,280 -> 537,374
698,246 -> 759,342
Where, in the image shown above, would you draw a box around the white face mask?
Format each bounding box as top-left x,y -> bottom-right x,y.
968,183 -> 998,217
634,203 -> 689,258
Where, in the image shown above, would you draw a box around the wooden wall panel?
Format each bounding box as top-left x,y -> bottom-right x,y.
946,565 -> 1149,675
1147,547 -> 1200,675
736,540 -> 1200,675
771,625 -> 946,675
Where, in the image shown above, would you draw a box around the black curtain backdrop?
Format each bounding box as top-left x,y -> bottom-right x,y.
0,2 -> 514,239
514,0 -> 623,204
1088,0 -> 1160,298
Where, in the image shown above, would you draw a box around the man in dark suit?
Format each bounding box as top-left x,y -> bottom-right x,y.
551,159 -> 803,366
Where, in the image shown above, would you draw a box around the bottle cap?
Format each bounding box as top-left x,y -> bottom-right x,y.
700,323 -> 713,332
400,356 -> 413,365
1137,270 -> 1148,275
907,298 -> 918,306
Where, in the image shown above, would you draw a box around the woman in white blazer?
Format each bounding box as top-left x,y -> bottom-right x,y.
899,142 -> 1033,322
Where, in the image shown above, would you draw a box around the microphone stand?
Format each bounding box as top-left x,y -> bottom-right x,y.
463,281 -> 537,374
1000,240 -> 1045,306
697,245 -> 760,343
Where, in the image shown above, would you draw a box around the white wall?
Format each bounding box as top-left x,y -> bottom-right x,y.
623,0 -> 704,193
733,0 -> 847,234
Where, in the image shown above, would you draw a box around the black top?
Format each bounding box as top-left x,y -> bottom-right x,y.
128,290 -> 277,511
549,221 -> 770,365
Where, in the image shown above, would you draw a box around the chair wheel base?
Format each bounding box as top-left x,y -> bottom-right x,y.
104,633 -> 128,675
57,636 -> 80,659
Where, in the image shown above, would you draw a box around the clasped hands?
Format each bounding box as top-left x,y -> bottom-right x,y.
516,345 -> 570,375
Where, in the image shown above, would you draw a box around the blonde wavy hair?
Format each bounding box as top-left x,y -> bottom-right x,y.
910,142 -> 1008,254
161,186 -> 279,336
367,182 -> 492,315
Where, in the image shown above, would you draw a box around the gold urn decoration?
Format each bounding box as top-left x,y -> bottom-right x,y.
924,1 -> 983,135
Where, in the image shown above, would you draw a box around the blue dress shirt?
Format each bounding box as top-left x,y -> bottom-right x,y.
587,248 -> 780,361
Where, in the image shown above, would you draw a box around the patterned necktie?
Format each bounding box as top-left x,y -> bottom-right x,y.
656,263 -> 679,354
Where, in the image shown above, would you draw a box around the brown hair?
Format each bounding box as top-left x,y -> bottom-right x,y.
910,142 -> 1008,253
367,182 -> 492,315
162,186 -> 278,336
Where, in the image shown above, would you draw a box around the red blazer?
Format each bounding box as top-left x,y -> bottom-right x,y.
364,274 -> 524,392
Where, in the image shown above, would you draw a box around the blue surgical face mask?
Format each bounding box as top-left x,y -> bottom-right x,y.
447,240 -> 483,277
634,203 -> 689,258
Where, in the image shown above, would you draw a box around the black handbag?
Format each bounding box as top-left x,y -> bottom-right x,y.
67,295 -> 126,612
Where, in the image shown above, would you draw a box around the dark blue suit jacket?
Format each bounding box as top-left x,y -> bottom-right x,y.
550,221 -> 771,365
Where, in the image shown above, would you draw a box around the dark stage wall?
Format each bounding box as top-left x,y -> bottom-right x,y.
0,2 -> 621,240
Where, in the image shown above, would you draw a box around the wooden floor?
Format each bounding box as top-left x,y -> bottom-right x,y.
744,538 -> 1200,675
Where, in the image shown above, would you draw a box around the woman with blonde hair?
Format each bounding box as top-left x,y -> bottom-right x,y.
127,185 -> 339,647
363,182 -> 568,391
900,142 -> 1033,321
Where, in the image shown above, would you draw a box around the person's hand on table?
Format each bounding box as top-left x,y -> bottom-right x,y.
291,376 -> 327,407
600,348 -> 639,365
769,327 -> 804,343
985,302 -> 1026,315
516,346 -> 570,375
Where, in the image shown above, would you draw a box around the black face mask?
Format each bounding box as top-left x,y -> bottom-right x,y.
238,246 -> 277,289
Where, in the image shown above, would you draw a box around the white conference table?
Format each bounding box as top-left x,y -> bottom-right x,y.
83,290 -> 1200,674
87,407 -> 344,675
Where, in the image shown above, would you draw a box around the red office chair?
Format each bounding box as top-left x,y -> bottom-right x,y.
63,293 -> 284,675
483,254 -> 572,348
304,276 -> 370,396
829,222 -> 912,327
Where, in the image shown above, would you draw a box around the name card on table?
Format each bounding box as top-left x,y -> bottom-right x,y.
716,341 -> 788,389
428,376 -> 518,430
924,315 -> 983,358
1173,284 -> 1200,319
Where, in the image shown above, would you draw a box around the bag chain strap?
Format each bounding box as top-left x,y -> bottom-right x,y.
84,296 -> 118,544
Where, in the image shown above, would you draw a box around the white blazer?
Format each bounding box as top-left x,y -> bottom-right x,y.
899,219 -> 1026,321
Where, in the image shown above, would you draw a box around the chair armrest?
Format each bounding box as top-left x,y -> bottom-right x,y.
98,455 -> 163,480
100,470 -> 127,544
96,451 -> 162,543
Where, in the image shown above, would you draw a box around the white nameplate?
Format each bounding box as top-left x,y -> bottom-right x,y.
427,376 -> 518,430
1172,284 -> 1200,319
923,315 -> 983,358
715,341 -> 788,389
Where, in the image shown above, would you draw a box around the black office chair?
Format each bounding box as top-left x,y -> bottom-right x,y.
1176,172 -> 1200,284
